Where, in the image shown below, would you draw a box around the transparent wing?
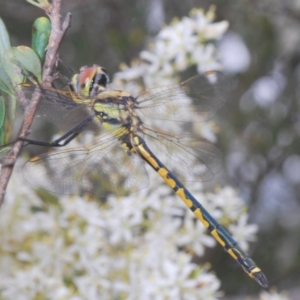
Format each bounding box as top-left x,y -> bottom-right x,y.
137,71 -> 233,122
21,73 -> 225,197
22,84 -> 100,132
23,130 -> 149,198
142,127 -> 221,183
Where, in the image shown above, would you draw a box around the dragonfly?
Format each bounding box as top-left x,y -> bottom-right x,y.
16,65 -> 268,288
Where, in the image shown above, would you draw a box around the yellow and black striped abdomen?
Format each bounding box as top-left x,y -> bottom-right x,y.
134,135 -> 268,288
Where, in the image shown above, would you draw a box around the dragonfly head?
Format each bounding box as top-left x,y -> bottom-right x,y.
70,65 -> 109,98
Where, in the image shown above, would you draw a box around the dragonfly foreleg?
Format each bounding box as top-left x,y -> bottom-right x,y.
18,114 -> 95,148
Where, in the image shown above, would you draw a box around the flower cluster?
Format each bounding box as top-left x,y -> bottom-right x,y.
0,6 -> 283,300
113,6 -> 229,91
0,171 -> 224,299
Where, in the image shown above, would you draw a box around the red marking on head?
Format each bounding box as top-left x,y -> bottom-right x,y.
78,67 -> 97,85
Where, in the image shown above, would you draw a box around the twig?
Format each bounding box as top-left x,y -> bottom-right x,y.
0,0 -> 71,207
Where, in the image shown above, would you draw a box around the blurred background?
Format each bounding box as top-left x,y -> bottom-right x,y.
1,0 -> 300,298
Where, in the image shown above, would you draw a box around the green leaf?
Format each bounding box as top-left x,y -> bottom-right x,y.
0,92 -> 17,145
0,96 -> 5,128
0,47 -> 41,143
0,18 -> 11,58
0,145 -> 11,158
0,19 -> 13,95
32,17 -> 51,61
26,0 -> 51,10
2,48 -> 25,87
12,46 -> 42,83
2,46 -> 42,86
0,64 -> 14,95
0,96 -> 6,145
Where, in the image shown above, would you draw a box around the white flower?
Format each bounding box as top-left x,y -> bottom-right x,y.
174,211 -> 216,256
113,6 -> 229,90
260,289 -> 291,300
209,186 -> 244,220
228,214 -> 258,251
0,6 -> 248,300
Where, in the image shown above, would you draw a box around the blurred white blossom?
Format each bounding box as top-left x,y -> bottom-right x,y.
0,6 -> 271,300
113,6 -> 229,91
259,289 -> 290,300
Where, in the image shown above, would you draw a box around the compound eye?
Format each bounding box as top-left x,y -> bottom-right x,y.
89,67 -> 110,97
95,72 -> 109,88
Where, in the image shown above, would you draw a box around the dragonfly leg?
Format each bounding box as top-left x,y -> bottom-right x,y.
18,114 -> 95,147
